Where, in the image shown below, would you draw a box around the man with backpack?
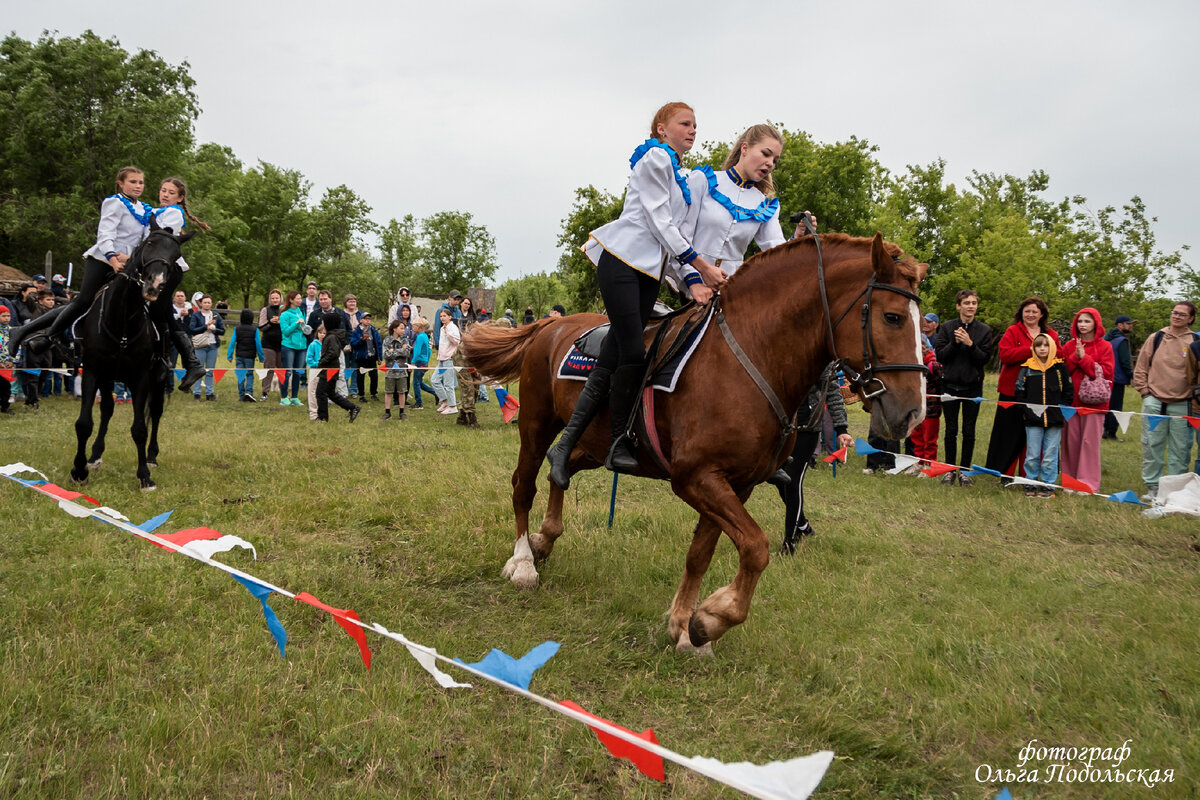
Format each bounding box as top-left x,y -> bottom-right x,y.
1131,301 -> 1198,501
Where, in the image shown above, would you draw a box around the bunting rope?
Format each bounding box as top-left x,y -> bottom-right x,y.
922,392 -> 1200,432
0,463 -> 832,800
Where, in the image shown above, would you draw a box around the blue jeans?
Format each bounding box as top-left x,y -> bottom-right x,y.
194,345 -> 218,396
412,365 -> 436,406
1023,425 -> 1062,484
235,356 -> 256,397
431,358 -> 458,406
281,347 -> 305,399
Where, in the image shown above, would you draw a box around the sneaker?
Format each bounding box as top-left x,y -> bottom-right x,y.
411,404 -> 424,410
439,405 -> 458,415
381,411 -> 392,421
940,471 -> 958,485
1024,486 -> 1036,497
194,394 -> 202,401
348,405 -> 362,423
239,394 -> 253,402
205,394 -> 216,401
397,409 -> 407,421
280,399 -> 290,406
796,522 -> 815,537
958,474 -> 974,487
436,401 -> 448,412
861,467 -> 876,475
1038,488 -> 1056,498
1140,487 -> 1158,504
246,393 -> 258,402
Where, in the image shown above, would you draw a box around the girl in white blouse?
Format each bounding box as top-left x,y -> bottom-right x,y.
547,102 -> 725,488
150,177 -> 210,391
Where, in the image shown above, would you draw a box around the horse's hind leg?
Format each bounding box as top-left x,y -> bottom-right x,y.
72,374 -> 99,484
676,477 -> 770,648
130,386 -> 154,491
88,378 -> 115,467
147,384 -> 164,467
667,516 -> 723,654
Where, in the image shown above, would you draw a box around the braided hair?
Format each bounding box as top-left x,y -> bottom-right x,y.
161,176 -> 212,232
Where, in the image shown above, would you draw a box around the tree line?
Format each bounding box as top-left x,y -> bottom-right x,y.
2,32 -> 1194,337
0,31 -> 499,313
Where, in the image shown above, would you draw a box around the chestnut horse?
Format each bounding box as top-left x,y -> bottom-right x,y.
463,233 -> 928,651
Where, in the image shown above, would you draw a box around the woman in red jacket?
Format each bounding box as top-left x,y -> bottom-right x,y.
1061,307 -> 1115,491
985,297 -> 1059,477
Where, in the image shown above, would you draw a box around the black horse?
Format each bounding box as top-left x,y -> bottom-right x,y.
72,216 -> 192,490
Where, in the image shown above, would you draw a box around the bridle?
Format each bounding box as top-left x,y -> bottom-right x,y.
801,214 -> 929,400
94,233 -> 174,351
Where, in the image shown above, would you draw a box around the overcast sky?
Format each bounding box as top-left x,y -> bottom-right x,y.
8,1 -> 1198,285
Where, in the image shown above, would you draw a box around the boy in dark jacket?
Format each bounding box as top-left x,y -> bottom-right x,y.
226,308 -> 265,401
1015,333 -> 1073,497
933,289 -> 993,485
315,311 -> 361,423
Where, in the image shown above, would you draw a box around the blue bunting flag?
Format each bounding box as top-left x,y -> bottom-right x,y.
233,575 -> 288,658
456,641 -> 560,690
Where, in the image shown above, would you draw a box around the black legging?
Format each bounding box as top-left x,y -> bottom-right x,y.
21,256 -> 114,341
776,430 -> 820,536
595,250 -> 661,371
942,387 -> 982,467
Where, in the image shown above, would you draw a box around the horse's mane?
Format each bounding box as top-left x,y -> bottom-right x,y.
724,232 -> 922,294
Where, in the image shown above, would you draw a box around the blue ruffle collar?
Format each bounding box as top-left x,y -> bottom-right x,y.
696,165 -> 779,223
111,193 -> 152,226
629,138 -> 691,205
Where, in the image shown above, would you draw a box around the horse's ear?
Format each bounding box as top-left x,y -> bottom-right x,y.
870,232 -> 895,281
917,262 -> 930,282
150,212 -> 161,233
179,229 -> 195,244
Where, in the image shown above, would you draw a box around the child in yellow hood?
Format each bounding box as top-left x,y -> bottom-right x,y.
1014,334 -> 1074,497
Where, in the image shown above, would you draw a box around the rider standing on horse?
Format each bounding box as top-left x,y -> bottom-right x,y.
546,102 -> 725,488
8,167 -> 206,393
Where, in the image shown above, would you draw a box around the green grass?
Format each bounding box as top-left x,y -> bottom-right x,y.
0,370 -> 1197,799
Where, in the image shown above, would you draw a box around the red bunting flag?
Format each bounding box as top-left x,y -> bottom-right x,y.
501,395 -> 520,424
294,592 -> 371,670
0,369 -> 12,382
1060,473 -> 1094,493
559,700 -> 664,781
1188,416 -> 1200,430
211,369 -> 227,384
326,368 -> 339,381
997,401 -> 1016,409
822,446 -> 848,463
151,526 -> 226,551
36,483 -> 100,505
1073,406 -> 1105,416
922,461 -> 959,477
274,369 -> 288,386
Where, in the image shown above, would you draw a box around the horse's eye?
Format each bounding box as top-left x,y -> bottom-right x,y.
883,313 -> 903,326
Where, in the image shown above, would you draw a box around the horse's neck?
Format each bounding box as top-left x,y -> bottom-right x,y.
721,252 -> 868,412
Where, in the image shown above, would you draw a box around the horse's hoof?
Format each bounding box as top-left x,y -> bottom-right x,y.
687,614 -> 711,648
675,633 -> 714,657
87,459 -> 102,469
140,480 -> 157,492
69,473 -> 88,486
503,557 -> 539,589
146,460 -> 157,468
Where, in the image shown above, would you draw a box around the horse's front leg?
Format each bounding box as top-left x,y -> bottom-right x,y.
72,374 -> 99,484
130,385 -> 154,491
88,378 -> 115,468
675,475 -> 770,648
667,517 -> 723,653
146,382 -> 164,467
502,417 -> 555,589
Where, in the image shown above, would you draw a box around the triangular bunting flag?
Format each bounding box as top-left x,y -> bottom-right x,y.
939,393 -> 956,402
559,700 -> 664,781
232,575 -> 287,658
1058,406 -> 1077,421
181,535 -> 258,562
369,623 -> 472,689
1146,415 -> 1168,431
997,401 -> 1016,409
211,369 -> 227,384
922,461 -> 959,477
822,446 -> 848,464
1111,411 -> 1134,433
255,368 -> 269,380
1026,403 -> 1047,418
0,369 -> 12,382
295,592 -> 371,670
94,506 -> 130,522
1060,474 -> 1094,494
1188,416 -> 1200,430
1107,490 -> 1144,506
1074,406 -> 1105,416
455,641 -> 560,690
326,368 -> 339,381
152,526 -> 224,551
234,368 -> 247,383
495,388 -> 520,423
995,789 -> 1013,800
359,367 -> 371,374
275,369 -> 288,386
681,750 -> 834,800
886,454 -> 921,475
35,482 -> 100,505
173,368 -> 187,382
853,437 -> 880,455
136,510 -> 174,533
1009,476 -> 1044,488
0,463 -> 47,480
970,396 -> 986,404
964,464 -> 1002,477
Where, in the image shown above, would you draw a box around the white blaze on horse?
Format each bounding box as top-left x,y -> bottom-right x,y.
464,232 -> 928,651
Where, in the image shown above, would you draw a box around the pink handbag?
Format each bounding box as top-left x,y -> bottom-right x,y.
1077,363 -> 1112,406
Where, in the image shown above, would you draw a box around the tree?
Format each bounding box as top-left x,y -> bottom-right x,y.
555,186 -> 623,312
496,272 -> 567,319
421,211 -> 499,294
378,214 -> 424,310
0,31 -> 198,270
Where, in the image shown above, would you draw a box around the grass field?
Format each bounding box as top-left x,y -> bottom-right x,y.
0,367 -> 1197,799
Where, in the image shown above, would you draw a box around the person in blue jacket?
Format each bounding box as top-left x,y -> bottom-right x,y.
349,311 -> 383,402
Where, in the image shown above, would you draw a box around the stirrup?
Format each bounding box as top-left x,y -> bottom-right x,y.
605,434 -> 639,474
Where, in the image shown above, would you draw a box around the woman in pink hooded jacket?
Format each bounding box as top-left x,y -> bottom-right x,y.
1061,307 -> 1115,491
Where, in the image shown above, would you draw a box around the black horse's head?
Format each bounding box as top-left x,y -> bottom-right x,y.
127,214 -> 194,302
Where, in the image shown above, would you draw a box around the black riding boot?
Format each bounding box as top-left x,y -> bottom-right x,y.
546,366 -> 612,490
172,329 -> 206,393
8,306 -> 66,357
605,364 -> 643,474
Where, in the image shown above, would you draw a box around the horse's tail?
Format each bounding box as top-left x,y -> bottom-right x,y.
462,318 -> 556,383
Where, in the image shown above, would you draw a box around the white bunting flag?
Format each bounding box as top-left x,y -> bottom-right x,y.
681,750 -> 834,800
